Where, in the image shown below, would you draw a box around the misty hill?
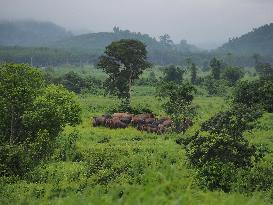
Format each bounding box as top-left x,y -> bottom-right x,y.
0,20 -> 72,47
52,27 -> 200,54
218,23 -> 273,55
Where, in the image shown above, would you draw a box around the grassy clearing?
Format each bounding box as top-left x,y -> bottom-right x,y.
1,65 -> 272,204
1,88 -> 273,205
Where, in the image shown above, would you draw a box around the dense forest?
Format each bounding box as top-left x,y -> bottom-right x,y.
1,20 -> 273,67
218,23 -> 273,55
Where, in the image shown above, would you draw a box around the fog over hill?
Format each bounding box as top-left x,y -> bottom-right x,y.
218,23 -> 273,55
1,0 -> 273,49
0,20 -> 72,47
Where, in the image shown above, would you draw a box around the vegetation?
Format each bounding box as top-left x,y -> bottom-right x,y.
97,39 -> 151,107
233,76 -> 273,112
162,65 -> 185,83
219,23 -> 273,55
1,28 -> 273,204
0,63 -> 81,176
156,82 -> 196,133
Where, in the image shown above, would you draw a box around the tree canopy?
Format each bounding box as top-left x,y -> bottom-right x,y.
97,39 -> 151,106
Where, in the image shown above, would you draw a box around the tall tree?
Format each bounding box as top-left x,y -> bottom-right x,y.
162,65 -> 185,84
97,39 -> 151,107
210,57 -> 222,80
157,82 -> 196,133
190,63 -> 197,84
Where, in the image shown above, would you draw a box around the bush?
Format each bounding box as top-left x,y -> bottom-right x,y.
201,104 -> 263,137
222,66 -> 244,86
156,82 -> 197,133
202,76 -> 230,96
0,63 -> 81,177
196,160 -> 238,192
183,103 -> 264,192
162,65 -> 185,84
235,160 -> 273,193
52,131 -> 82,162
185,133 -> 258,192
234,76 -> 273,112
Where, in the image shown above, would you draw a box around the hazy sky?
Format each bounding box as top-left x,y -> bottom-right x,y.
1,0 -> 273,49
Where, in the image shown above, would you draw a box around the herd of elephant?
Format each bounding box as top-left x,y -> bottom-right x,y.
92,112 -> 193,134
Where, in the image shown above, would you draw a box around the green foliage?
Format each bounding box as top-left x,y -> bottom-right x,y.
0,64 -> 81,176
97,39 -> 151,106
222,66 -> 244,85
235,160 -> 273,193
202,76 -> 230,96
44,70 -> 103,95
0,63 -> 44,144
190,63 -> 198,84
157,82 -> 196,132
162,65 -> 185,84
135,71 -> 158,86
59,71 -> 86,93
185,132 -> 258,192
201,104 -> 263,137
219,23 -> 273,56
255,63 -> 273,78
210,57 -> 222,80
184,102 -> 264,192
233,77 -> 273,112
23,85 -> 81,140
54,130 -> 82,162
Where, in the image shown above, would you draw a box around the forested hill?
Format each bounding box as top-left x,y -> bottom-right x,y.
52,27 -> 199,53
0,20 -> 72,47
218,23 -> 273,55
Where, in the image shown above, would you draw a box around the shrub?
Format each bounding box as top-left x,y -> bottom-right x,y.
185,133 -> 258,192
0,63 -> 81,176
222,66 -> 244,86
184,103 -> 263,192
202,76 -> 230,96
201,104 -> 263,137
156,82 -> 197,133
162,65 -> 185,84
233,76 -> 273,112
235,160 -> 273,193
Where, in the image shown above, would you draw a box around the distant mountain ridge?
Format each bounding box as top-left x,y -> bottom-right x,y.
0,20 -> 200,54
0,20 -> 72,47
51,27 -> 200,54
218,23 -> 273,55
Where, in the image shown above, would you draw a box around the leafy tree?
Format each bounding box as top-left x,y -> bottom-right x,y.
201,104 -> 263,137
233,77 -> 273,112
186,134 -> 257,192
156,82 -> 196,133
97,39 -> 151,107
0,63 -> 44,144
23,85 -> 81,142
159,34 -> 173,47
190,63 -> 197,84
60,71 -> 85,93
222,66 -> 244,85
0,63 -> 81,176
162,65 -> 185,84
210,57 -> 222,80
147,71 -> 158,85
184,104 -> 263,192
255,63 -> 273,77
202,76 -> 229,96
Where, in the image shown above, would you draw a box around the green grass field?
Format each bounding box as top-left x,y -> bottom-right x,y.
1,92 -> 273,204
1,66 -> 273,205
